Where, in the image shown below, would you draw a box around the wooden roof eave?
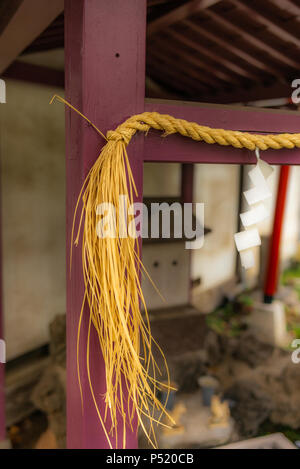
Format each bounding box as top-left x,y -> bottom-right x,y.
0,0 -> 64,75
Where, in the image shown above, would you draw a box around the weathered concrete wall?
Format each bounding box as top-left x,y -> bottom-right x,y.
143,162 -> 180,197
192,164 -> 239,290
0,79 -> 65,360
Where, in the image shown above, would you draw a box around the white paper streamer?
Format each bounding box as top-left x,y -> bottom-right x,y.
244,163 -> 272,205
234,149 -> 274,270
240,249 -> 255,269
234,228 -> 261,252
240,203 -> 269,227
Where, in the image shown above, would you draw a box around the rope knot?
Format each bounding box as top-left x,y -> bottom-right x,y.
106,130 -> 124,142
106,129 -> 132,145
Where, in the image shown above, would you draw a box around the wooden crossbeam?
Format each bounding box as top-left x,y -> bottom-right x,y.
0,0 -> 23,35
268,0 -> 300,16
147,56 -> 204,95
184,19 -> 283,80
168,28 -> 259,83
3,61 -> 64,88
151,37 -> 236,87
144,99 -> 300,165
230,0 -> 300,48
148,49 -> 216,91
194,82 -> 294,104
147,0 -> 220,36
0,0 -> 64,74
204,7 -> 299,69
146,76 -> 180,99
162,31 -> 242,86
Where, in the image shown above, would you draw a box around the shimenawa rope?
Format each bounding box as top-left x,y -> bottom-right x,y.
51,95 -> 299,448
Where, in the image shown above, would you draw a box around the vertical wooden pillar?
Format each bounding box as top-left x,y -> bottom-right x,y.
0,367 -> 4,443
264,165 -> 290,303
181,164 -> 194,302
181,164 -> 194,205
65,0 -> 146,448
0,272 -> 4,443
0,145 -> 5,441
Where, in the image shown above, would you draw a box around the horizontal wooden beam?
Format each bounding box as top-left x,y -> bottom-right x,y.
0,0 -> 64,74
143,99 -> 300,165
3,61 -> 64,88
146,99 -> 300,133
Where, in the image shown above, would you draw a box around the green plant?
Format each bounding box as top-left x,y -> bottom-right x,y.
206,301 -> 245,337
237,294 -> 254,307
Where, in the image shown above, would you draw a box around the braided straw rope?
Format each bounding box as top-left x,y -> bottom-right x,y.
51,95 -> 300,448
107,111 -> 300,151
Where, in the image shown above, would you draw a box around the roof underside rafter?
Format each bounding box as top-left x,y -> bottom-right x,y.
1,0 -> 300,105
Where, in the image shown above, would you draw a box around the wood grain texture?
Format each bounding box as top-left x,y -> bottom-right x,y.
65,0 -> 146,449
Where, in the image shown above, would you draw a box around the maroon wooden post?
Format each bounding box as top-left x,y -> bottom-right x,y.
63,3 -> 300,447
65,0 -> 146,449
0,292 -> 4,443
0,153 -> 5,442
181,164 -> 194,204
0,380 -> 4,443
181,164 -> 194,302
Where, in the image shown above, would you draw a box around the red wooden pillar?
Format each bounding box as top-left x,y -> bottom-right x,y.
264,165 -> 290,303
65,0 -> 146,448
